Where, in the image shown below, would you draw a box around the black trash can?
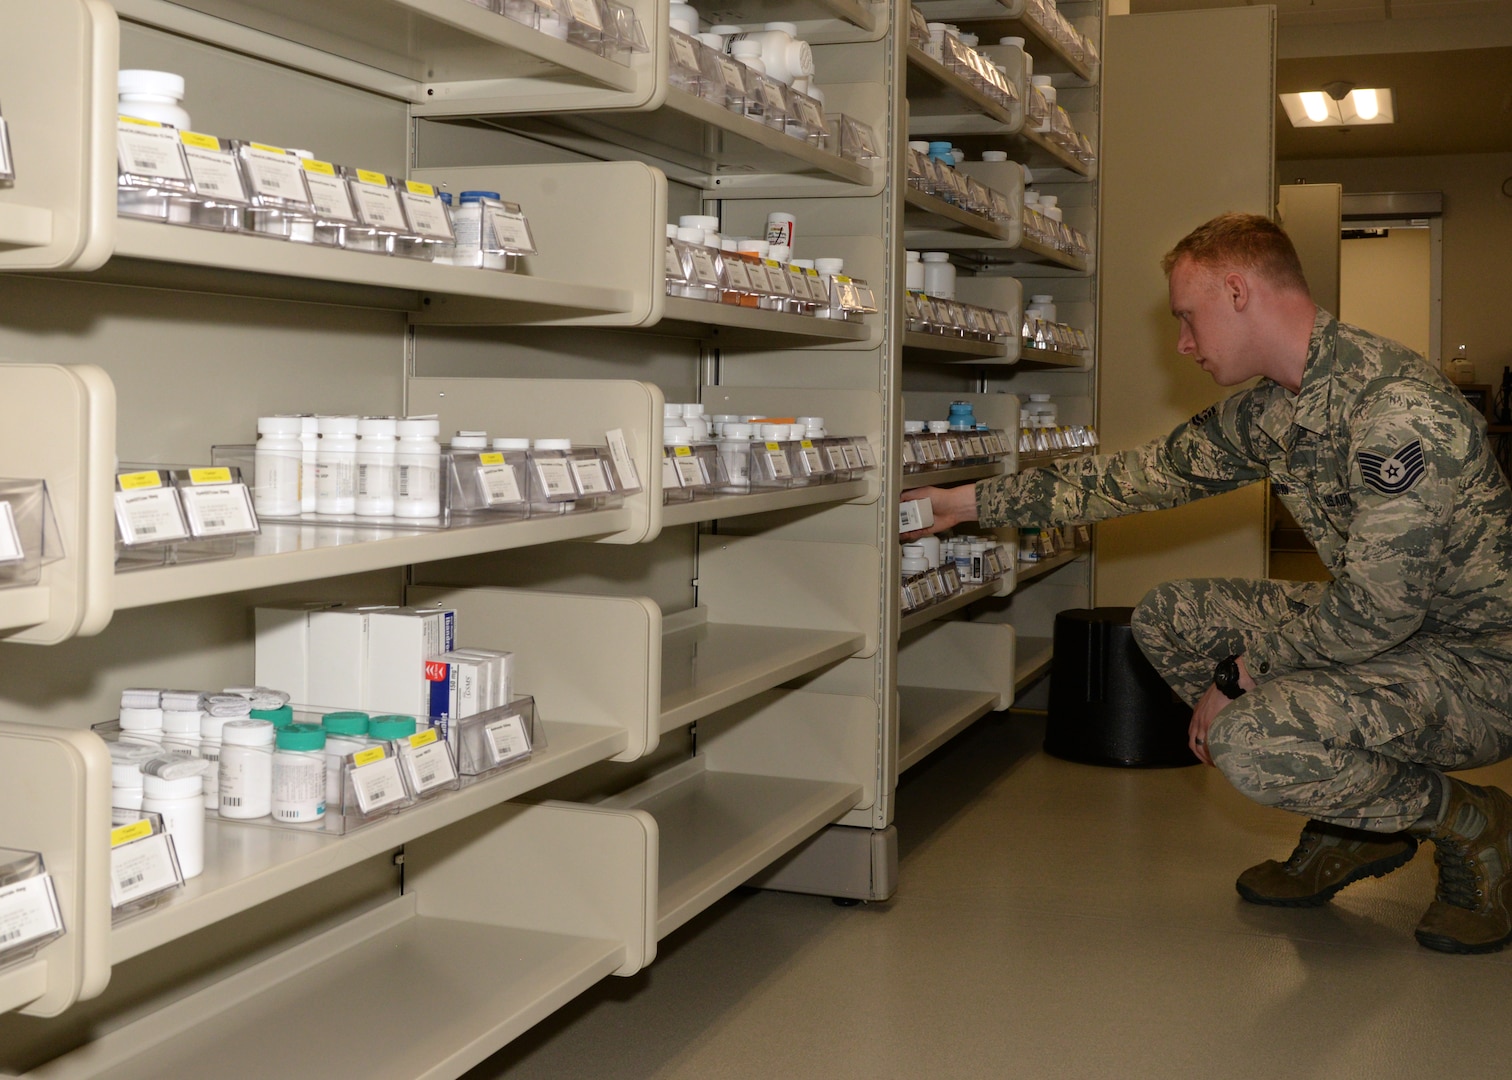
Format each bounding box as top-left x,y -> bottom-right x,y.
1044,607 -> 1197,767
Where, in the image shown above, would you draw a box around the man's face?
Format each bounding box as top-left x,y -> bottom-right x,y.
1168,257 -> 1255,386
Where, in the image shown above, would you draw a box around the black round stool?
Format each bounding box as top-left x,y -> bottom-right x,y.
1044,607 -> 1197,767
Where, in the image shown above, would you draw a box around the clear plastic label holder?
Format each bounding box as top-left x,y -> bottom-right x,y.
169,467 -> 260,540
300,158 -> 361,248
395,727 -> 460,802
235,141 -> 315,240
108,811 -> 184,923
0,479 -> 64,589
450,450 -> 531,518
450,697 -> 540,779
114,470 -> 190,548
116,117 -> 194,221
176,132 -> 252,232
0,848 -> 65,970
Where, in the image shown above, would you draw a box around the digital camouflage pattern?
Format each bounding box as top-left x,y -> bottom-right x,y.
976,310 -> 1512,829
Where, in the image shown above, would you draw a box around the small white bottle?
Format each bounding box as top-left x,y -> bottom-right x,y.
394,417 -> 442,518
355,416 -> 398,518
141,758 -> 207,879
119,687 -> 164,749
159,691 -> 204,757
254,416 -> 304,517
451,430 -> 490,451
921,252 -> 956,299
905,250 -> 925,292
117,69 -> 190,128
315,415 -> 359,515
219,719 -> 275,819
199,710 -> 236,811
297,415 -> 319,513
112,761 -> 145,811
272,724 -> 327,823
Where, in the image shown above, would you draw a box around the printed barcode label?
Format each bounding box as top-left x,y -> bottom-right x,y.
115,487 -> 189,546
351,756 -> 406,813
118,872 -> 144,889
180,483 -> 256,538
109,833 -> 181,907
0,876 -> 63,952
223,795 -> 240,806
485,714 -> 531,765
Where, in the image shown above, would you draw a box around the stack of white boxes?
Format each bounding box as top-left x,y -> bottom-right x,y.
255,604 -> 513,719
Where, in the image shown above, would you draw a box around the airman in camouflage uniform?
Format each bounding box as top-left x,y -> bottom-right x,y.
903,213 -> 1512,953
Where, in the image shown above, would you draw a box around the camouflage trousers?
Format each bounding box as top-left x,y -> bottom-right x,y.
1131,577 -> 1512,833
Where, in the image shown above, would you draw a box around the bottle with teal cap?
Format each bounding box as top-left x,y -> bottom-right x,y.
369,714 -> 418,742
272,723 -> 326,822
321,711 -> 371,809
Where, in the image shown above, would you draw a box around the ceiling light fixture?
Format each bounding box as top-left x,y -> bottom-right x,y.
1280,82 -> 1395,128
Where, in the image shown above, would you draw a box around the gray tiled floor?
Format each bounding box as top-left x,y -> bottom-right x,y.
467,712 -> 1512,1079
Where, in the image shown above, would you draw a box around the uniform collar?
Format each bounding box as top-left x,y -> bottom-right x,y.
1258,307 -> 1335,446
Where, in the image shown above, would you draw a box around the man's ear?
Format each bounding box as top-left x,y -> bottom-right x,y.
1224,271 -> 1250,312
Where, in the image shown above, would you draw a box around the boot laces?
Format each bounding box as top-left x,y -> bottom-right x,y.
1283,831 -> 1323,871
1433,838 -> 1484,910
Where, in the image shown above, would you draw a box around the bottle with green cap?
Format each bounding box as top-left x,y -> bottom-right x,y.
272,723 -> 326,822
368,715 -> 418,742
321,711 -> 371,809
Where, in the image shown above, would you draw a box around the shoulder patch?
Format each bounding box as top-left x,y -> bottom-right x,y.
1189,405 -> 1217,427
1358,439 -> 1426,497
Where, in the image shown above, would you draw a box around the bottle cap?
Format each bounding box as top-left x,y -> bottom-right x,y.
732,39 -> 764,58
143,770 -> 202,800
789,258 -> 815,270
763,21 -> 799,34
438,192 -> 452,206
532,438 -> 572,451
737,240 -> 770,256
357,416 -> 398,438
758,423 -> 787,439
118,69 -> 185,99
222,719 -> 276,747
664,424 -> 693,445
492,437 -> 530,451
903,420 -> 926,433
981,151 -> 1009,162
723,423 -> 754,438
112,762 -> 146,788
676,226 -> 704,243
317,415 -> 359,436
678,215 -> 720,231
1032,294 -> 1055,304
251,704 -> 295,728
368,715 -> 418,740
322,711 -> 371,736
120,687 -> 162,709
458,190 -> 501,203
905,250 -> 920,261
276,724 -> 327,751
815,257 -> 844,275
927,420 -> 951,433
396,417 -> 441,438
118,707 -> 163,732
451,430 -> 490,449
666,223 -> 678,239
921,251 -> 951,262
258,416 -> 304,436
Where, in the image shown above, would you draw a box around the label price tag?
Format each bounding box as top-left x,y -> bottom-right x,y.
743,259 -> 772,293
116,120 -> 187,181
670,33 -> 700,71
570,457 -> 612,495
533,459 -> 576,499
689,247 -> 721,287
478,461 -> 523,506
799,443 -> 825,474
484,713 -> 532,766
241,145 -> 308,203
761,260 -> 793,297
0,875 -> 63,952
0,501 -> 24,564
841,443 -> 864,470
110,832 -> 181,908
400,189 -> 454,241
673,448 -> 707,487
566,0 -> 604,30
717,56 -> 748,94
662,451 -> 682,490
402,731 -> 457,793
351,180 -> 406,230
303,163 -> 359,223
763,443 -> 793,479
349,753 -> 407,814
484,204 -> 537,254
179,484 -> 257,538
856,441 -> 876,468
115,488 -> 189,545
723,258 -> 752,291
826,445 -> 850,471
183,145 -> 249,204
605,428 -> 641,493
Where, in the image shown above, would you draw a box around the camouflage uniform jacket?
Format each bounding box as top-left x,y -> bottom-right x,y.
976,309 -> 1512,697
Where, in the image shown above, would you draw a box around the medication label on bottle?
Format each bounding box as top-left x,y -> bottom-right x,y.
349,753 -> 407,814
402,730 -> 457,793
0,500 -> 23,563
485,204 -> 538,255
180,483 -> 257,538
109,832 -> 181,908
0,875 -> 63,953
484,713 -> 532,767
477,455 -> 524,506
605,429 -> 642,492
570,457 -> 613,495
242,146 -> 308,202
116,119 -> 187,180
115,488 -> 189,545
302,161 -> 359,222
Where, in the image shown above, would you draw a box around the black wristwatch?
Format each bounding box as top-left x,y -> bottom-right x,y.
1214,654 -> 1246,700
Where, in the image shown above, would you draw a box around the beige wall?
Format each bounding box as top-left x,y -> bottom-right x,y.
1282,151 -> 1512,382
1341,227 -> 1432,356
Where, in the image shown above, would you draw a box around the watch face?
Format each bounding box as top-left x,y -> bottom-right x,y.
1215,656 -> 1243,698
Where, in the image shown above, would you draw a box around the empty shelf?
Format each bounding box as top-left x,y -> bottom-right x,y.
599,760 -> 862,937
111,718 -> 628,964
898,685 -> 999,773
660,479 -> 869,528
1016,548 -> 1085,585
660,622 -> 865,732
82,896 -> 625,1080
112,510 -> 631,610
1015,635 -> 1054,692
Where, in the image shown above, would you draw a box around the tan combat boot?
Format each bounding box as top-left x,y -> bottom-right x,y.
1236,819 -> 1417,907
1413,779 -> 1512,954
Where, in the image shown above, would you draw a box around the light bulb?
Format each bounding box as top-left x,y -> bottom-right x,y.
1301,92 -> 1329,123
1352,88 -> 1379,120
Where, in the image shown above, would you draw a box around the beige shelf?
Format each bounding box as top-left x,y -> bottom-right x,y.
110,718 -> 628,964
0,585 -> 52,636
88,219 -> 632,318
901,461 -> 1006,488
479,87 -> 880,191
694,0 -> 881,39
112,509 -> 632,611
903,189 -> 1084,270
1016,547 -> 1086,585
83,895 -> 626,1080
659,297 -> 872,346
1015,634 -> 1054,692
115,0 -> 639,96
1017,346 -> 1090,370
910,0 -> 1098,82
660,479 -> 870,528
660,620 -> 865,733
598,759 -> 862,937
902,330 -> 1016,363
897,685 -> 999,773
898,577 -> 1006,635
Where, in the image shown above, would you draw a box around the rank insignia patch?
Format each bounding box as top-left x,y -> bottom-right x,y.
1358,439 -> 1425,497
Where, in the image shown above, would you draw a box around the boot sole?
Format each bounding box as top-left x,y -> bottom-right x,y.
1235,841 -> 1419,908
1415,927 -> 1512,955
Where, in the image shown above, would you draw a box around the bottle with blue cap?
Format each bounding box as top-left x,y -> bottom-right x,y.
948,400 -> 977,431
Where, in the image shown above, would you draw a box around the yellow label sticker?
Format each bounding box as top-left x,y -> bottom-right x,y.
355,168 -> 389,186
249,142 -> 287,155
409,729 -> 439,748
302,159 -> 337,177
111,820 -> 153,847
673,446 -> 693,457
836,275 -> 853,284
179,131 -> 222,150
352,746 -> 386,766
804,268 -> 822,278
801,439 -> 814,448
479,452 -> 505,465
765,441 -> 782,452
118,115 -> 163,128
188,467 -> 232,485
404,180 -> 436,197
118,471 -> 162,490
